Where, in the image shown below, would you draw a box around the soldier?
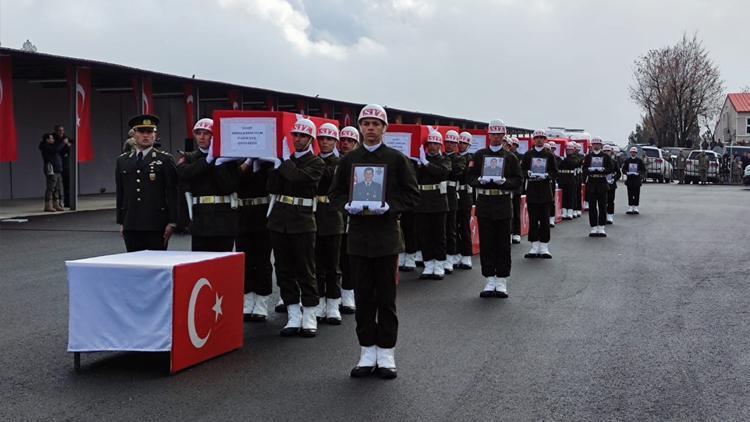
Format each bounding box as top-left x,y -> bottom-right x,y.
544,142 -> 561,228
603,145 -> 621,224
413,131 -> 451,280
455,131 -> 475,269
509,137 -> 524,244
698,151 -> 708,185
467,119 -> 522,298
313,123 -> 345,325
572,142 -> 584,218
115,114 -> 178,252
443,130 -> 464,272
521,130 -> 559,259
177,118 -> 240,252
676,150 -> 687,184
583,137 -> 614,237
236,156 -> 274,322
338,126 -> 360,314
559,143 -> 580,220
264,118 -> 324,337
622,146 -> 645,215
329,104 -> 420,380
398,160 -> 421,273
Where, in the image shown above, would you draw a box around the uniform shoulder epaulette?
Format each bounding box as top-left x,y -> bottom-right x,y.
155,149 -> 172,156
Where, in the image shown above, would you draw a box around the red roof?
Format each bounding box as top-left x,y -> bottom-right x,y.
728,93 -> 750,113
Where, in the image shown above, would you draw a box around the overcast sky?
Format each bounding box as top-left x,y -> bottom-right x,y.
1,0 -> 747,145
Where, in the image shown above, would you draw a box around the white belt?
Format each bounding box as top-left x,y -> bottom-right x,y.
273,194 -> 315,207
446,181 -> 458,187
238,196 -> 270,206
476,188 -> 510,196
193,195 -> 232,205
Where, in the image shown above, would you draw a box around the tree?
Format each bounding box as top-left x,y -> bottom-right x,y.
629,33 -> 724,148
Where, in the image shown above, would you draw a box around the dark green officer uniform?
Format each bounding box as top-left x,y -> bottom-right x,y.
445,152 -> 466,261
115,115 -> 178,252
315,152 -> 345,301
329,142 -> 419,350
415,153 -> 451,266
559,152 -> 581,218
521,148 -> 559,244
267,151 -> 325,308
455,150 -> 474,261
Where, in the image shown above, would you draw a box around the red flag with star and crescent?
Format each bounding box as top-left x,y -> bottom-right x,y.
0,56 -> 18,162
184,84 -> 195,138
75,67 -> 94,163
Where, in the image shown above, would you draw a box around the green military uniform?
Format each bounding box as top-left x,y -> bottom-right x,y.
521,148 -> 559,247
583,150 -> 615,232
559,152 -> 581,219
315,152 -> 345,313
445,152 -> 466,264
415,153 -> 451,277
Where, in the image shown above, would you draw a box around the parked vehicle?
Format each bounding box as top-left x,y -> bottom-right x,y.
684,150 -> 720,184
744,165 -> 750,186
641,146 -> 673,183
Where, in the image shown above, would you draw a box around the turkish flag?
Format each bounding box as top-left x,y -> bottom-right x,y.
171,253 -> 244,373
184,84 -> 195,138
0,56 -> 18,162
228,89 -> 240,110
132,77 -> 153,114
340,105 -> 352,127
75,67 -> 94,163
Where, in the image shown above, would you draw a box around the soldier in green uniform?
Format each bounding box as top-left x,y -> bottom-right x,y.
622,146 -> 645,214
521,130 -> 559,259
115,114 -> 178,252
583,137 -> 615,237
509,137 -> 524,244
559,143 -> 581,220
603,145 -> 621,224
329,104 -> 420,380
338,126 -> 360,314
467,119 -> 523,298
455,131 -> 475,269
572,142 -> 584,218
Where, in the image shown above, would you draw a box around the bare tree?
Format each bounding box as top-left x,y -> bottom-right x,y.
629,33 -> 724,148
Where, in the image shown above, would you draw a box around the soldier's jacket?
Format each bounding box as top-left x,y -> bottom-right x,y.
457,152 -> 474,210
513,150 -> 526,194
447,152 -> 468,211
415,153 -> 451,213
315,153 -> 344,237
237,161 -> 273,234
116,148 -> 178,231
558,154 -> 581,186
622,157 -> 645,187
329,143 -> 420,258
521,148 -> 559,204
266,151 -> 324,234
177,149 -> 240,237
582,151 -> 615,194
466,148 -> 523,220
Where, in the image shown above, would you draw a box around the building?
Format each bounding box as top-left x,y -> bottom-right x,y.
0,47 -> 532,204
714,93 -> 750,147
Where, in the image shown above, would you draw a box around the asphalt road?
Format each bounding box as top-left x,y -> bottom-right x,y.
1,183 -> 749,421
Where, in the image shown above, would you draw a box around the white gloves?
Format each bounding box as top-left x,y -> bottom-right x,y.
527,171 -> 547,180
370,202 -> 390,215
344,201 -> 364,215
214,157 -> 243,166
205,140 -> 215,164
419,145 -> 429,166
479,176 -> 492,185
252,159 -> 263,173
281,138 -> 291,161
258,157 -> 282,169
479,176 -> 505,185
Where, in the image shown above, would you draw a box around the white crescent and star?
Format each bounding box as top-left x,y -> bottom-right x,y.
187,277 -> 223,349
76,82 -> 86,127
187,94 -> 194,104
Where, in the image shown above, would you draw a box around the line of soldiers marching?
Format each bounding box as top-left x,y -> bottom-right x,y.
116,109 -> 646,380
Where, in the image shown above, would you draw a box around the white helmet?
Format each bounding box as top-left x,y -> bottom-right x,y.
358,104 -> 388,126
511,137 -> 520,146
575,142 -> 583,150
193,118 -> 214,133
318,123 -> 339,141
459,131 -> 473,145
445,130 -> 460,143
591,137 -> 603,145
340,126 -> 360,143
629,146 -> 638,153
291,118 -> 317,139
426,130 -> 443,144
565,142 -> 575,150
532,129 -> 547,139
488,119 -> 507,134
603,144 -> 612,152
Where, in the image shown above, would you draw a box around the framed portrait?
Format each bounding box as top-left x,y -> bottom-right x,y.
481,156 -> 505,177
590,156 -> 604,171
350,164 -> 387,208
530,157 -> 548,178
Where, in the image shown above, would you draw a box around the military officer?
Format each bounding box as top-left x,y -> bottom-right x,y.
558,143 -> 581,220
603,145 -> 621,224
521,130 -> 559,259
509,137 -> 524,244
544,142 -> 562,228
264,118 -> 325,337
338,126 -> 360,314
177,118 -> 240,252
115,114 -> 178,252
313,123 -> 345,325
455,131 -> 475,269
583,137 -> 614,237
329,104 -> 420,380
622,146 -> 645,214
467,119 -> 523,298
413,131 -> 451,280
572,142 -> 584,218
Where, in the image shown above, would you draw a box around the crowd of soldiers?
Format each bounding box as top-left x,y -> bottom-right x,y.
115,106 -> 646,379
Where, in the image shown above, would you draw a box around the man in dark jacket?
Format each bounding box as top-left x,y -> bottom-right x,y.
467,119 -> 523,298
116,115 -> 178,252
583,137 -> 615,237
521,130 -> 559,259
329,104 -> 420,380
455,131 -> 475,269
604,145 -> 621,224
558,143 -> 580,220
622,146 -> 645,214
39,132 -> 67,212
52,125 -> 73,208
509,137 -> 524,244
443,130 -> 465,272
338,126 -> 360,314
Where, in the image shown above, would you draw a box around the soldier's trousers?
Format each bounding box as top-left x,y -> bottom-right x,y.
340,233 -> 354,290
351,254 -> 398,348
123,230 -> 167,252
574,182 -> 582,211
316,234 -> 342,299
606,189 -> 616,214
511,193 -> 521,235
456,206 -> 473,256
627,184 -> 641,206
445,208 -> 458,256
235,231 -> 273,296
417,212 -> 447,262
270,231 -> 318,307
549,182 -> 557,217
192,235 -> 235,252
562,184 -> 577,210
400,212 -> 419,254
587,189 -> 608,227
527,202 -> 551,243
477,216 -> 511,278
